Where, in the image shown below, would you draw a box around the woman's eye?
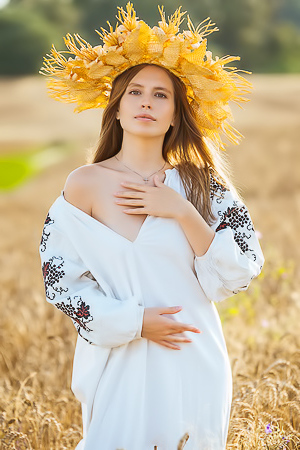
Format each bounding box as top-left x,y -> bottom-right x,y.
128,90 -> 167,98
155,92 -> 167,98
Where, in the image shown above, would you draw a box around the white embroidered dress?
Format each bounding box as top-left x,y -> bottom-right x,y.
39,167 -> 264,450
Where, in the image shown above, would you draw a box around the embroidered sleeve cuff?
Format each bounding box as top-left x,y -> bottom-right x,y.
194,227 -> 263,302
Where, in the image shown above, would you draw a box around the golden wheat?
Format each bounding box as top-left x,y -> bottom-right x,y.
1,75 -> 300,449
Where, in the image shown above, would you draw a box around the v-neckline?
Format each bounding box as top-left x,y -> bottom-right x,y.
59,167 -> 176,245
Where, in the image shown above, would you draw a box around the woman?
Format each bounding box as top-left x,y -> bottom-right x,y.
39,4 -> 264,449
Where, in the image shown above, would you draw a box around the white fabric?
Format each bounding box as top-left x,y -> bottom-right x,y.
39,167 -> 264,450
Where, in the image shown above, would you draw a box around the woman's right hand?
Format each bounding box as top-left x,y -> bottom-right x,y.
141,306 -> 201,350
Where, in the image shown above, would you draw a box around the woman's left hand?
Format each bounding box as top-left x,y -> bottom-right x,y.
113,175 -> 189,220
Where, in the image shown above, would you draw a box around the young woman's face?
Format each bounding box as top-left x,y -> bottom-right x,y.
116,65 -> 175,138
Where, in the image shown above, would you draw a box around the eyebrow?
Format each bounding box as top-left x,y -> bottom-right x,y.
128,83 -> 172,95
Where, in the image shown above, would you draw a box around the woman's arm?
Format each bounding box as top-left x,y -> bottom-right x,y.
176,201 -> 216,257
176,176 -> 265,303
39,211 -> 145,348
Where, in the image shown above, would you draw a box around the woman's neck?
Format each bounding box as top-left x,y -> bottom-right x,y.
116,133 -> 167,173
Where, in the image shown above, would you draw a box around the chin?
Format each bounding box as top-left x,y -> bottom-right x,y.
124,128 -> 165,138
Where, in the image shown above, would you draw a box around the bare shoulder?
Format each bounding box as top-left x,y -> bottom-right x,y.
63,164 -> 98,215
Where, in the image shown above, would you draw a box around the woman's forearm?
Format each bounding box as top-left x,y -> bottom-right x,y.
175,200 -> 216,257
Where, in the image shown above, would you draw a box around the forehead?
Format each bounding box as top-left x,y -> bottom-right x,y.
129,65 -> 173,91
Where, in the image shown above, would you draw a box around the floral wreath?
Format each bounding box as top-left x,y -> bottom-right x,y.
40,2 -> 252,151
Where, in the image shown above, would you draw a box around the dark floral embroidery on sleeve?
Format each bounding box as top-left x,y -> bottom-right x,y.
42,256 -> 69,300
55,296 -> 93,333
77,329 -> 94,345
215,203 -> 257,259
209,171 -> 229,203
40,213 -> 54,252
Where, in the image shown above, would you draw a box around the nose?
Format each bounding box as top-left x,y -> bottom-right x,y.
141,94 -> 152,109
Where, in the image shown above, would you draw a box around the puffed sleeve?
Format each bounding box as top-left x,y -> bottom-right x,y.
194,174 -> 264,303
39,212 -> 145,348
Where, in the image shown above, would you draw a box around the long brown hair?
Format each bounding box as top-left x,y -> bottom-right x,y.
90,63 -> 241,225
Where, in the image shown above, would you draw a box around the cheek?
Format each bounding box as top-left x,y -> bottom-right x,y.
161,103 -> 175,121
119,98 -> 139,118
119,94 -> 132,110
118,99 -> 126,114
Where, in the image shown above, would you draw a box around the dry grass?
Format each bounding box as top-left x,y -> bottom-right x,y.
0,75 -> 299,449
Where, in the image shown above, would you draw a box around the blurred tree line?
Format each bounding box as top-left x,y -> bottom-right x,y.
1,0 -> 300,75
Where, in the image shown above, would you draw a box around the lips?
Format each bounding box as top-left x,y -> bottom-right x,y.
135,114 -> 156,121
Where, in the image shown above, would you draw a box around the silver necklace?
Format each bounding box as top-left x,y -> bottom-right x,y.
114,155 -> 167,183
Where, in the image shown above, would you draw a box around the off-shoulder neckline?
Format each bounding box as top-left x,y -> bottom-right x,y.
56,167 -> 177,245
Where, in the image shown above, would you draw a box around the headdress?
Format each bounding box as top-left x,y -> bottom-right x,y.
40,2 -> 252,151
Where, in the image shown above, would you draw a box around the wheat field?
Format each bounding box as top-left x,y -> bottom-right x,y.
0,75 -> 299,449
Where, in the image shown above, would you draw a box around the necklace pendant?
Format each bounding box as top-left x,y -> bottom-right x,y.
144,178 -> 148,183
